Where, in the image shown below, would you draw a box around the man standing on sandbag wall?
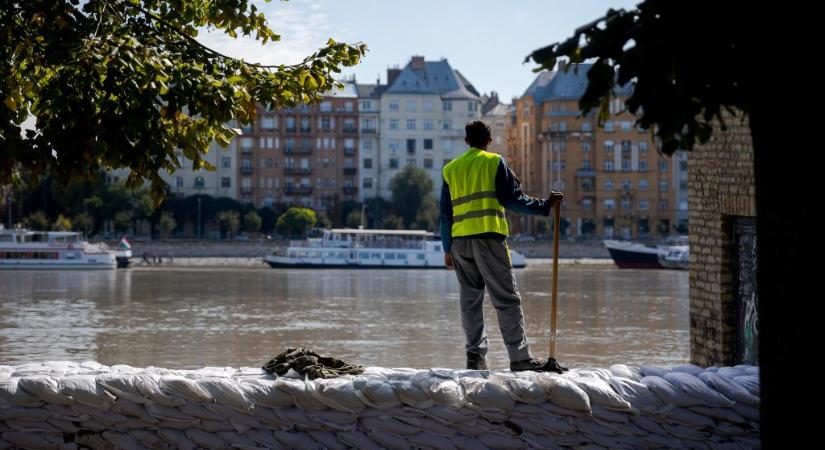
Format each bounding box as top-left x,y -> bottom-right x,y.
440,120 -> 566,372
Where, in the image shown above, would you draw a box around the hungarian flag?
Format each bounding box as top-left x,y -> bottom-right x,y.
119,236 -> 131,250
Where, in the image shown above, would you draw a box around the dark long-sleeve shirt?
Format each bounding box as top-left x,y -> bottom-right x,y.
439,156 -> 551,253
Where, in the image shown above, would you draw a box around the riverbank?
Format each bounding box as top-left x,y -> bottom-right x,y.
108,239 -> 612,260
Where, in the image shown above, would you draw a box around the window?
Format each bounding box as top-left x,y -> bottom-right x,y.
265,158 -> 274,168
221,157 -> 231,169
583,159 -> 592,170
604,180 -> 614,191
443,120 -> 452,130
639,179 -> 649,191
363,178 -> 373,189
660,200 -> 669,211
468,101 -> 477,112
300,117 -> 310,132
321,117 -> 331,130
442,139 -> 453,151
175,176 -> 184,188
639,141 -> 648,153
604,121 -> 614,132
604,140 -> 614,153
423,120 -> 434,130
621,121 -> 632,131
362,140 -> 374,150
583,142 -> 592,153
261,116 -> 276,131
221,177 -> 231,188
423,100 -> 434,112
344,139 -> 355,150
344,101 -> 354,112
406,119 -> 416,130
443,100 -> 452,111
406,139 -> 416,153
406,158 -> 416,167
621,159 -> 632,171
582,121 -> 592,132
621,199 -> 631,210
286,117 -> 295,131
604,199 -> 615,210
389,119 -> 399,130
660,160 -> 668,171
405,100 -> 416,111
559,121 -> 567,131
443,158 -> 452,167
424,139 -> 433,150
604,160 -> 615,172
550,160 -> 566,170
389,158 -> 399,169
359,100 -> 372,110
583,199 -> 592,210
363,158 -> 373,169
424,158 -> 433,169
659,180 -> 668,192
389,101 -> 399,112
621,179 -> 631,190
194,177 -> 205,188
639,160 -> 648,171
320,101 -> 332,112
388,139 -> 400,151
639,200 -> 649,210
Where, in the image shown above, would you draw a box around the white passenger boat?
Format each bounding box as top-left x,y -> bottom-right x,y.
264,228 -> 527,269
0,229 -> 117,270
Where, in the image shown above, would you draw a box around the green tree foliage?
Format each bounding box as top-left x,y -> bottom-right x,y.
389,166 -> 433,228
113,210 -> 133,233
526,1 -> 750,155
158,210 -> 176,238
72,211 -> 93,234
382,214 -> 403,230
414,196 -> 438,231
345,210 -> 362,228
1,0 -> 366,202
52,213 -> 72,231
243,210 -> 261,233
216,209 -> 240,238
24,211 -> 50,230
275,207 -> 316,238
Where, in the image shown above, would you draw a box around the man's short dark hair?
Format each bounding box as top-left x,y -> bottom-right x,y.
465,121 -> 492,148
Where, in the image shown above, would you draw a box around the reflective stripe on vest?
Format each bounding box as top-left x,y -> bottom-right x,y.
442,148 -> 509,238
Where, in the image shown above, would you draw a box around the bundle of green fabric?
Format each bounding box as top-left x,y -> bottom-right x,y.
262,347 -> 365,379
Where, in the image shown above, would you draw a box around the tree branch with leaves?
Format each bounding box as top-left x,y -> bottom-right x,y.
1,0 -> 366,202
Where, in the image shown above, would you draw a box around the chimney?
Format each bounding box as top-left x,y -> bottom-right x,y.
387,67 -> 401,86
410,55 -> 425,70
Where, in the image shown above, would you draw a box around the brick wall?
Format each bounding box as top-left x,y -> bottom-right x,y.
688,113 -> 756,366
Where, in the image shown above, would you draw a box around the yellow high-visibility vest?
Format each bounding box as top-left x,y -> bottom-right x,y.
443,147 -> 509,237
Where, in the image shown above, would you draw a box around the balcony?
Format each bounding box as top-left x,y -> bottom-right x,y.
284,147 -> 313,155
299,127 -> 312,133
240,146 -> 254,154
344,167 -> 357,175
360,128 -> 377,134
284,166 -> 312,175
285,127 -> 297,133
342,186 -> 358,195
240,166 -> 253,175
284,186 -> 313,195
343,147 -> 356,156
575,169 -> 597,178
343,127 -> 358,134
240,187 -> 253,195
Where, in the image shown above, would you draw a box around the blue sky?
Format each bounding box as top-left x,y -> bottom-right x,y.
200,0 -> 641,101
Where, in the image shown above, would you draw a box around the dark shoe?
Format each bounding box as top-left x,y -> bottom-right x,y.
542,357 -> 569,374
510,358 -> 548,372
466,352 -> 487,370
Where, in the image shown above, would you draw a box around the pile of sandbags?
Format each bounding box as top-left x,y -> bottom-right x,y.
0,361 -> 760,449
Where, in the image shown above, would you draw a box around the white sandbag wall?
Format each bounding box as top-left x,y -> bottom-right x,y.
1,362 -> 759,449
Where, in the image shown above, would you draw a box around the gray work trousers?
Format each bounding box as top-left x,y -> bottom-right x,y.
451,237 -> 531,362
